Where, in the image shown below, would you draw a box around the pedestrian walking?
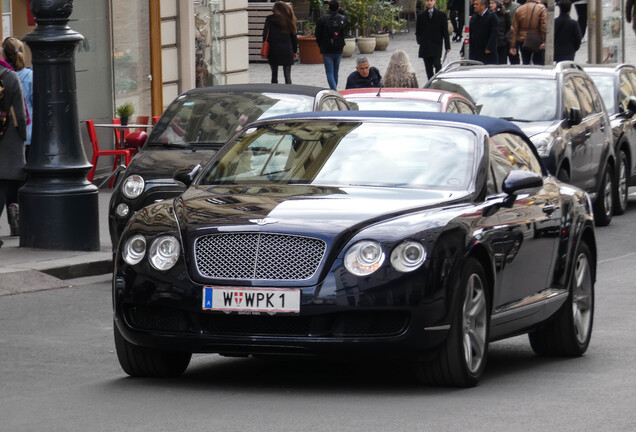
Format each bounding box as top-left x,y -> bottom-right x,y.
469,0 -> 499,65
503,0 -> 521,63
447,0 -> 466,42
626,0 -> 636,37
315,0 -> 347,90
509,0 -> 547,65
345,56 -> 382,89
554,0 -> 582,62
0,52 -> 27,243
263,1 -> 298,84
416,0 -> 451,80
382,50 -> 419,88
491,0 -> 511,64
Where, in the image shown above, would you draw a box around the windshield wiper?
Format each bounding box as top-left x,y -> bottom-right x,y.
499,116 -> 533,122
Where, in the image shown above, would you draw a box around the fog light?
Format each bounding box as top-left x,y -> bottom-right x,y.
116,203 -> 130,218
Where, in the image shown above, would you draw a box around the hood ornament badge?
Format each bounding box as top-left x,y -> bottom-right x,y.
249,218 -> 278,226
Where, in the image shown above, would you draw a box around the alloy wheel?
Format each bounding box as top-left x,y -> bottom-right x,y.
572,251 -> 593,344
462,274 -> 487,374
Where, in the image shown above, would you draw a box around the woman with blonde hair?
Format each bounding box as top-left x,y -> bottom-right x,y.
263,1 -> 298,84
382,50 -> 419,88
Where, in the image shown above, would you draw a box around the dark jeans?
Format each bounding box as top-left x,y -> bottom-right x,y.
270,64 -> 292,84
322,52 -> 342,90
497,47 -> 509,64
518,42 -> 545,65
423,56 -> 442,80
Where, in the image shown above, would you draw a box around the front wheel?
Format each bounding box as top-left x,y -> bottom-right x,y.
416,258 -> 490,387
529,242 -> 594,356
114,323 -> 192,377
613,150 -> 629,215
593,165 -> 613,226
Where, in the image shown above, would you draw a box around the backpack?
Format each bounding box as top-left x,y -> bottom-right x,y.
323,13 -> 346,51
0,69 -> 11,138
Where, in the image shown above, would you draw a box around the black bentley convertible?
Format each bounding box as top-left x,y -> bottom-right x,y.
113,111 -> 596,387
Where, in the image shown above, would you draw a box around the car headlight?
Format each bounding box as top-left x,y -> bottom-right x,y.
115,203 -> 129,218
122,175 -> 145,199
390,241 -> 427,272
531,133 -> 554,158
122,234 -> 146,265
148,235 -> 180,271
344,240 -> 385,276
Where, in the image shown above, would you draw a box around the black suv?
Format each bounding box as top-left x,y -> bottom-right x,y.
585,64 -> 636,215
426,62 -> 615,226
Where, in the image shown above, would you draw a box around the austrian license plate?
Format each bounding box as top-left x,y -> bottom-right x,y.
202,287 -> 301,313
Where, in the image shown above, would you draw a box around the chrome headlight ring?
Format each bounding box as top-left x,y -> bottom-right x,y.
344,240 -> 385,276
390,241 -> 427,273
122,175 -> 145,199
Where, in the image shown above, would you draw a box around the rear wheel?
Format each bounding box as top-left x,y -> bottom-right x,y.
613,150 -> 629,215
529,242 -> 594,356
416,258 -> 490,387
593,165 -> 613,226
114,323 -> 191,377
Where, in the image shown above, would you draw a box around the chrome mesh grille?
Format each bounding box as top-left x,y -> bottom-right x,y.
194,233 -> 326,280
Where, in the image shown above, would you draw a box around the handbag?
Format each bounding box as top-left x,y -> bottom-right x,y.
522,4 -> 543,52
260,28 -> 270,59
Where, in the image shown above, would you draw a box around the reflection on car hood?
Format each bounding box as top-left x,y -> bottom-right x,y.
124,150 -> 216,181
176,184 -> 470,234
513,120 -> 559,138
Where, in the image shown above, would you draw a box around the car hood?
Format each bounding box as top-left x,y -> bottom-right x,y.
513,120 -> 559,138
125,149 -> 217,181
174,184 -> 471,236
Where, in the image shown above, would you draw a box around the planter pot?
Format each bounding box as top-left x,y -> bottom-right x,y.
372,33 -> 390,51
356,37 -> 376,54
120,117 -> 129,126
298,36 -> 323,64
342,37 -> 356,58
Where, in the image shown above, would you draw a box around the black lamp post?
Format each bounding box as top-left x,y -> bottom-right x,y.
20,0 -> 100,251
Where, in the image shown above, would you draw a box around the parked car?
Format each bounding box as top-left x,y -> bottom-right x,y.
340,88 -> 477,113
113,111 -> 596,387
426,62 -> 616,226
108,84 -> 351,247
584,64 -> 636,215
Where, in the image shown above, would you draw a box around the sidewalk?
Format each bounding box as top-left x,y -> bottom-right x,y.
2,25 -> 635,295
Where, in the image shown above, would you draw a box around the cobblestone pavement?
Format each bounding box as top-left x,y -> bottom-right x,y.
249,16 -> 636,89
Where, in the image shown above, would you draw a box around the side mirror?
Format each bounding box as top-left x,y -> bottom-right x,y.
568,107 -> 582,125
174,164 -> 202,188
502,170 -> 543,195
627,95 -> 636,116
124,131 -> 148,148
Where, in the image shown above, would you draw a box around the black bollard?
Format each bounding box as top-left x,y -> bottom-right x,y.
20,0 -> 99,251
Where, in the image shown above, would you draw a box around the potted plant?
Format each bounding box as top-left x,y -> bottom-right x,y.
340,0 -> 375,53
115,102 -> 135,126
297,21 -> 324,64
369,1 -> 405,51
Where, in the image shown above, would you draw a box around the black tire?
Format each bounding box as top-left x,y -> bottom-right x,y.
416,258 -> 490,387
114,324 -> 191,377
593,165 -> 613,227
529,242 -> 594,356
557,167 -> 570,183
613,150 -> 629,215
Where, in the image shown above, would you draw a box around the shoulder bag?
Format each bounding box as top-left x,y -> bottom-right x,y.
261,28 -> 270,59
522,4 -> 543,52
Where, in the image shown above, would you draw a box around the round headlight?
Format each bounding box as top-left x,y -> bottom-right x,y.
344,240 -> 385,276
149,235 -> 180,271
115,203 -> 130,218
391,241 -> 427,272
122,234 -> 146,265
122,175 -> 145,199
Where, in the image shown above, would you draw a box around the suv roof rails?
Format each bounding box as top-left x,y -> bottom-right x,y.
556,61 -> 583,72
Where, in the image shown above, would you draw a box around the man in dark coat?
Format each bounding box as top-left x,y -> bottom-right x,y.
345,56 -> 382,89
469,0 -> 499,64
554,0 -> 582,62
416,0 -> 451,80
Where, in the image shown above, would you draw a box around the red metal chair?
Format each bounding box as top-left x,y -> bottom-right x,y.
86,120 -> 133,186
152,116 -> 160,125
135,115 -> 150,132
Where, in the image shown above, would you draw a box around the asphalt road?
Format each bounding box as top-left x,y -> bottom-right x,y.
2,196 -> 636,431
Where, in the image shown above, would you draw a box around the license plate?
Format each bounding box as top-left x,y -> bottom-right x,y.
202,287 -> 301,313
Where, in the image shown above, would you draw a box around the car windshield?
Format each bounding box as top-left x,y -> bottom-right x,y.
200,121 -> 476,190
147,92 -> 314,148
346,97 -> 442,112
588,75 -> 615,113
429,77 -> 557,121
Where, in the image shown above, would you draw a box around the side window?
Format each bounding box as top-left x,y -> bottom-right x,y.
572,76 -> 595,117
562,77 -> 579,118
320,98 -> 340,111
446,101 -> 458,113
489,133 -> 543,192
618,72 -> 634,113
456,100 -> 476,114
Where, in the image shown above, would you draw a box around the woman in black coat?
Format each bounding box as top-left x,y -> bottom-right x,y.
263,1 -> 298,84
490,0 -> 511,64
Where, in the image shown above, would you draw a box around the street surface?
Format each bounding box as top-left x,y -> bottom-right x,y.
2,196 -> 636,431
